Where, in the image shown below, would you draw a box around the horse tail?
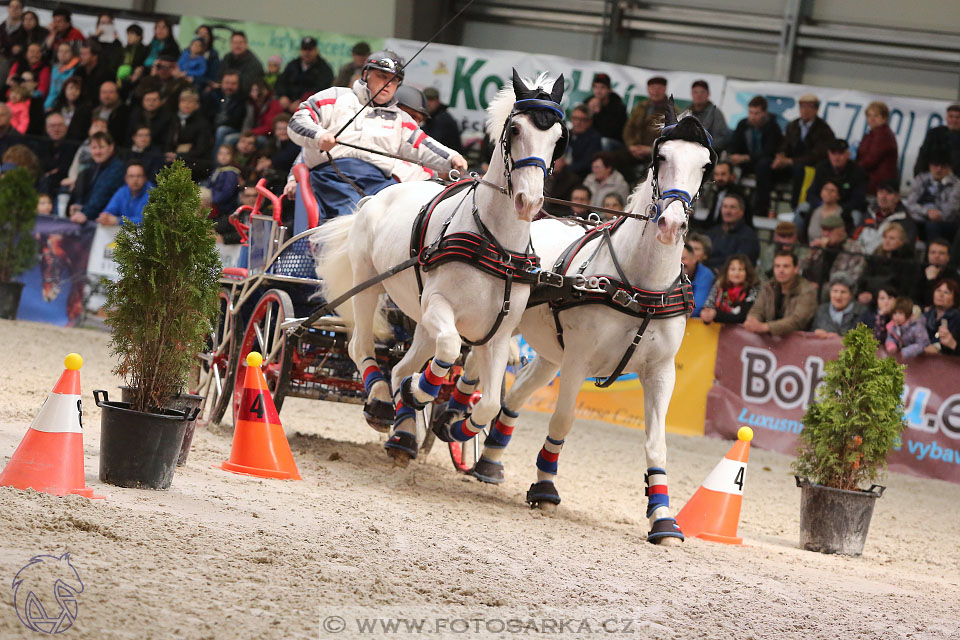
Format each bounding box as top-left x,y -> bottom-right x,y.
310,214 -> 358,321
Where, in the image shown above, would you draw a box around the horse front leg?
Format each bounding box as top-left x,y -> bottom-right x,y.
640,363 -> 684,546
472,354 -> 560,484
348,288 -> 393,432
382,325 -> 435,465
526,360 -> 586,513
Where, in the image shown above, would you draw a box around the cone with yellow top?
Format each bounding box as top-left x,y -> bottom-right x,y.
218,352 -> 300,480
675,426 -> 752,545
0,354 -> 103,498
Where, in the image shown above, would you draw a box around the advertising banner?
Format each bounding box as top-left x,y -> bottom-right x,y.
385,38 -> 726,151
178,16 -> 384,84
705,326 -> 960,484
521,320 -> 721,437
719,79 -> 952,188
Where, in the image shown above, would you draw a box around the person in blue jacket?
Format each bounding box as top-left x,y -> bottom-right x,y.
682,241 -> 716,318
177,38 -> 208,87
97,160 -> 154,226
67,131 -> 125,224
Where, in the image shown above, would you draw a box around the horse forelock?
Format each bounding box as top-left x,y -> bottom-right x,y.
485,72 -> 558,144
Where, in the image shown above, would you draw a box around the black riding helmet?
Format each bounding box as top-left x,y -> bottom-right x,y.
361,49 -> 404,85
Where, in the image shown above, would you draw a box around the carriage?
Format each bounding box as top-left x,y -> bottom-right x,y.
189,167 -> 484,472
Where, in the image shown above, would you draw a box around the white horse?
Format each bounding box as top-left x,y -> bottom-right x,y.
472,113 -> 715,545
311,71 -> 567,464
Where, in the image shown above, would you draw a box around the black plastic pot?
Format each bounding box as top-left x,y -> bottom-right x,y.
0,281 -> 24,320
796,476 -> 885,556
94,390 -> 199,490
120,387 -> 204,466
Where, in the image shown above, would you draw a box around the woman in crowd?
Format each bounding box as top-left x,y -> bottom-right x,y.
18,11 -> 47,55
699,254 -> 760,324
90,13 -> 123,70
858,223 -> 917,306
143,19 -> 180,70
583,151 -> 629,208
801,179 -> 844,244
50,77 -> 90,142
194,25 -> 220,88
885,296 -> 928,358
857,101 -> 898,195
245,79 -> 283,144
922,278 -> 960,356
45,42 -> 78,111
7,42 -> 50,100
858,284 -> 897,344
811,274 -> 866,338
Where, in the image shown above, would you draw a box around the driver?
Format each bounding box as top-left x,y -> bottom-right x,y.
287,49 -> 467,233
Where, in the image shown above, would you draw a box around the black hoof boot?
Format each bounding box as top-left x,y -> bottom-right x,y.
384,430 -> 418,465
429,401 -> 467,443
363,398 -> 395,433
525,480 -> 561,507
399,375 -> 427,410
647,517 -> 685,544
471,456 -> 505,484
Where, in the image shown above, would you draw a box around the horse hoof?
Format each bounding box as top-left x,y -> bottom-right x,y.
646,517 -> 685,545
429,402 -> 466,443
384,431 -> 418,466
525,480 -> 561,509
470,456 -> 505,484
363,398 -> 395,433
538,501 -> 559,515
399,376 -> 427,411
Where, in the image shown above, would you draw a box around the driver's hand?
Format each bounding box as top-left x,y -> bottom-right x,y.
283,181 -> 297,199
318,132 -> 337,152
450,154 -> 468,173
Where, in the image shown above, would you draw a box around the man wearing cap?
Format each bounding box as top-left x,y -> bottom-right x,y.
623,76 -> 669,164
905,151 -> 960,241
335,41 -> 370,88
914,104 -> 960,177
276,37 -> 334,112
689,80 -> 730,153
805,138 -> 868,223
773,94 -> 836,207
421,86 -> 462,152
218,31 -> 263,93
587,73 -> 626,144
799,214 -> 866,296
287,50 -> 466,234
853,180 -> 916,254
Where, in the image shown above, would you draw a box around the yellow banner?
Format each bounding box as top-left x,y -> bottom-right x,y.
520,320 -> 720,436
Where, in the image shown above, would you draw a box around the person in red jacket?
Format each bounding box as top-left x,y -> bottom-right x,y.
857,101 -> 898,195
246,79 -> 283,143
6,42 -> 49,99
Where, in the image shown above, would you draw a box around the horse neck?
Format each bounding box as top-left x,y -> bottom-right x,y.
473,151 -> 530,253
606,180 -> 684,291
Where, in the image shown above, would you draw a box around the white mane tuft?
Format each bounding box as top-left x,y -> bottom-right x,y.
485,72 -> 558,144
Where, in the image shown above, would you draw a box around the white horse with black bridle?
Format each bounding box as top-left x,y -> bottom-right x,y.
447,110 -> 716,544
311,71 -> 568,464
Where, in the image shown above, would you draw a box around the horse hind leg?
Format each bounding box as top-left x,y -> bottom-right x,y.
349,287 -> 393,432
640,367 -> 684,546
472,355 -> 560,485
382,325 -> 434,466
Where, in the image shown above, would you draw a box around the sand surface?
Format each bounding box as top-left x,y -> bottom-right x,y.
1,319 -> 958,639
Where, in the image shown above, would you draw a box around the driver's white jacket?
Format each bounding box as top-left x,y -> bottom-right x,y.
287,80 -> 456,178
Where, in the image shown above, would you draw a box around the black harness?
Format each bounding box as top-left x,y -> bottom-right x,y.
410,179 -> 562,346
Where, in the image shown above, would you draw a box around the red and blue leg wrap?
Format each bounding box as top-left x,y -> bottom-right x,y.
450,416 -> 484,442
361,358 -> 386,395
536,436 -> 564,475
417,358 -> 453,399
483,405 -> 518,449
645,467 -> 669,517
447,375 -> 478,414
394,388 -> 416,428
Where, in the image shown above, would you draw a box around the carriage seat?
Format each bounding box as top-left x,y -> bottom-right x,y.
222,267 -> 248,279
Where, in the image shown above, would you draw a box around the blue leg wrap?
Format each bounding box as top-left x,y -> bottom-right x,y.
450,416 -> 483,442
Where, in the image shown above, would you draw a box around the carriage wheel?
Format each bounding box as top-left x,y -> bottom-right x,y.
232,289 -> 294,423
191,288 -> 238,426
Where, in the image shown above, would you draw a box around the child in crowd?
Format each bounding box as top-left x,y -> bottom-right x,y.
700,254 -> 760,324
208,144 -> 242,242
177,38 -> 207,85
885,296 -> 929,358
37,193 -> 54,215
118,24 -> 147,87
858,285 -> 897,344
264,55 -> 282,90
46,42 -> 79,111
6,84 -> 31,133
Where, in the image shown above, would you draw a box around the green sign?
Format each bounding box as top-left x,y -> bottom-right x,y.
178,15 -> 384,79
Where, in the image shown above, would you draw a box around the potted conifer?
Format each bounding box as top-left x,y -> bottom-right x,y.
94,161 -> 222,489
0,167 -> 39,319
793,324 -> 907,556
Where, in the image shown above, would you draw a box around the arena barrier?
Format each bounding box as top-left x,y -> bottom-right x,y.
705,326 -> 960,485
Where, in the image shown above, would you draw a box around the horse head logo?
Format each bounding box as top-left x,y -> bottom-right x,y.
12,552 -> 84,634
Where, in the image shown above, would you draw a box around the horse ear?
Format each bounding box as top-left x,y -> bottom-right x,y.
665,95 -> 678,126
549,74 -> 564,104
512,69 -> 529,97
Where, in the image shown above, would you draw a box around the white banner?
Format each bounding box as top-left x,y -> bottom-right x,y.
87,225 -> 120,281
385,38 -> 726,151
719,79 -> 953,190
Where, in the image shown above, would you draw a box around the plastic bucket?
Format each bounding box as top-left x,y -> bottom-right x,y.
95,390 -> 198,490
0,281 -> 24,320
120,387 -> 204,466
796,476 -> 885,556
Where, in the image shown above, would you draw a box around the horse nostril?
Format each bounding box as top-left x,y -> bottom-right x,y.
514,193 -> 525,211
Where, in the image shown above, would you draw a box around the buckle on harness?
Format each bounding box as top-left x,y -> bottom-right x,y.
538,270 -> 564,288
502,299 -> 511,313
612,289 -> 633,308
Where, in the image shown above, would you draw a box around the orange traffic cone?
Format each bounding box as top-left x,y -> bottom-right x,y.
218,352 -> 300,480
675,426 -> 752,545
0,354 -> 103,499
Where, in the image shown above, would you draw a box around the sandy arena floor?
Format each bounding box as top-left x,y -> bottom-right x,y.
0,320 -> 959,639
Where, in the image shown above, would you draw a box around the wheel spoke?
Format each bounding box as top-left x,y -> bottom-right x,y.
213,362 -> 222,397
253,322 -> 265,353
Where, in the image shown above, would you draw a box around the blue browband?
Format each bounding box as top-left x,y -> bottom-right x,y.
512,98 -> 565,121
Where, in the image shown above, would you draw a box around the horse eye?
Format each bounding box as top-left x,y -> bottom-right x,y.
510,124 -> 521,137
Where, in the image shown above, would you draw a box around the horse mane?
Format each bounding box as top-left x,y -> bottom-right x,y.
485,72 -> 558,144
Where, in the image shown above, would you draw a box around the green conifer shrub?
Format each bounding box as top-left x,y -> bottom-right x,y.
0,167 -> 39,282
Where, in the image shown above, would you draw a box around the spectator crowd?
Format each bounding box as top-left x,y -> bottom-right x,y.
2,3 -> 958,358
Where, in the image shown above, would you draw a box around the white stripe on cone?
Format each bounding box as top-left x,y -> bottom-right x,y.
29,393 -> 83,434
701,457 -> 747,496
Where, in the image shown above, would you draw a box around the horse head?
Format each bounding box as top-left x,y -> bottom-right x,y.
649,102 -> 715,245
485,70 -> 567,221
